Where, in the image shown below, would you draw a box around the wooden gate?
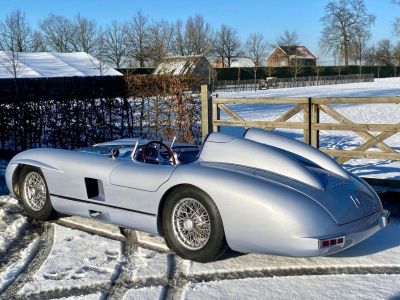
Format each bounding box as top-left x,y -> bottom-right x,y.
201,85 -> 400,164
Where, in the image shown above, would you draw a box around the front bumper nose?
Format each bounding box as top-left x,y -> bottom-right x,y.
381,209 -> 390,228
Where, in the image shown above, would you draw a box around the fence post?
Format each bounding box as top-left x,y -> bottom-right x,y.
303,99 -> 311,144
201,84 -> 213,140
311,100 -> 320,148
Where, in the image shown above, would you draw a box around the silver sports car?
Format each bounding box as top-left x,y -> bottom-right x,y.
5,128 -> 390,262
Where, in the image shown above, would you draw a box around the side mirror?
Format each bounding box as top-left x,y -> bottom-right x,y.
110,148 -> 120,159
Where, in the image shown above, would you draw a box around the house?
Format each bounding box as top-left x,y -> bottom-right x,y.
153,55 -> 215,84
266,46 -> 316,67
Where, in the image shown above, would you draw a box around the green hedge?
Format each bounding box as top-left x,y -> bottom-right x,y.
215,65 -> 398,81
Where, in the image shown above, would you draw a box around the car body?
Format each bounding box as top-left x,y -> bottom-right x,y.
5,128 -> 390,261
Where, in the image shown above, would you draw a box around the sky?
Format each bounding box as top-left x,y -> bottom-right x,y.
0,0 -> 399,63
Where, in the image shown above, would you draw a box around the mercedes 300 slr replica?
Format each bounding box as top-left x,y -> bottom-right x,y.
6,128 -> 390,262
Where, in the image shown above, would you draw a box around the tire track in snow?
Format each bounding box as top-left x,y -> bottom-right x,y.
0,220 -> 42,276
105,228 -> 139,300
0,223 -> 54,300
161,254 -> 187,300
185,265 -> 400,284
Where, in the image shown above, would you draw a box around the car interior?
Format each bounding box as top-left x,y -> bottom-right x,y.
79,141 -> 201,165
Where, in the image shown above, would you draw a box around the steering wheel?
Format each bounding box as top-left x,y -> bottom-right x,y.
142,141 -> 176,165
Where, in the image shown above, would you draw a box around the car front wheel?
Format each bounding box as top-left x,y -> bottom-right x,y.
163,186 -> 227,262
19,166 -> 54,221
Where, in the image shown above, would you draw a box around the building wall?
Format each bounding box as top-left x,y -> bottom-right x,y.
193,57 -> 215,84
267,48 -> 317,67
267,49 -> 290,67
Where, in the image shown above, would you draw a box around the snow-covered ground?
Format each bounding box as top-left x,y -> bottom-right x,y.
1,195 -> 400,299
217,77 -> 400,180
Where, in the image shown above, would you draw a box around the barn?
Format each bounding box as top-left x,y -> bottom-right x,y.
153,55 -> 215,84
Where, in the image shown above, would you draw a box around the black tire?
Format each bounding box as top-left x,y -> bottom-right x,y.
163,186 -> 227,262
19,166 -> 54,221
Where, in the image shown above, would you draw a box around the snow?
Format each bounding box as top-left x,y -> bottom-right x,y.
122,286 -> 164,300
0,51 -> 122,79
19,224 -> 123,295
185,219 -> 400,275
230,57 -> 255,68
154,55 -> 201,75
0,238 -> 39,293
130,247 -> 169,280
217,77 -> 400,179
217,77 -> 400,98
58,294 -> 103,300
183,274 -> 400,300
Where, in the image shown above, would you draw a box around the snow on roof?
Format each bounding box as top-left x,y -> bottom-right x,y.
266,46 -> 316,61
230,57 -> 256,68
153,55 -> 204,75
0,51 -> 123,79
279,46 -> 316,59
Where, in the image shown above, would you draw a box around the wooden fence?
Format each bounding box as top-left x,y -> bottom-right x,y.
214,74 -> 374,92
201,85 -> 400,164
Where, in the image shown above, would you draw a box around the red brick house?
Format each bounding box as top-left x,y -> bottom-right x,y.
266,46 -> 317,67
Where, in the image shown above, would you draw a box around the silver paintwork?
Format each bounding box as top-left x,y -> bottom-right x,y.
5,129 -> 389,257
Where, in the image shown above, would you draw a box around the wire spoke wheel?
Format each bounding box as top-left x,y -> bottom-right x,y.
23,171 -> 47,211
172,198 -> 211,250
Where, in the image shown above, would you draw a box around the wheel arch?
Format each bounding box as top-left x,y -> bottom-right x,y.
157,183 -> 221,237
12,164 -> 45,197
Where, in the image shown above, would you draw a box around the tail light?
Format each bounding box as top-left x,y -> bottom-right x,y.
319,236 -> 345,248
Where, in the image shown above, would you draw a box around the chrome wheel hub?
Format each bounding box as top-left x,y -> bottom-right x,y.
172,198 -> 211,250
23,172 -> 47,211
183,219 -> 194,230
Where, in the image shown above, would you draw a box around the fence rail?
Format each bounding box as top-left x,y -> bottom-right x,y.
213,74 -> 374,92
201,84 -> 400,164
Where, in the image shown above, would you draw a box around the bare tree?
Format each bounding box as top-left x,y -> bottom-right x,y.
320,0 -> 375,66
246,33 -> 268,85
32,31 -> 47,52
214,24 -> 242,67
125,10 -> 151,67
103,20 -> 126,69
364,45 -> 377,66
149,20 -> 174,65
171,20 -> 187,56
170,15 -> 213,56
0,9 -> 32,78
90,29 -> 110,76
70,14 -> 98,53
275,30 -> 299,47
375,39 -> 393,66
185,15 -> 213,55
393,42 -> 400,73
40,14 -> 74,52
350,25 -> 371,74
392,0 -> 400,36
0,9 -> 32,52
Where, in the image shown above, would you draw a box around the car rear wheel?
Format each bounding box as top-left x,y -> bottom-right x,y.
19,166 -> 54,221
163,186 -> 227,262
